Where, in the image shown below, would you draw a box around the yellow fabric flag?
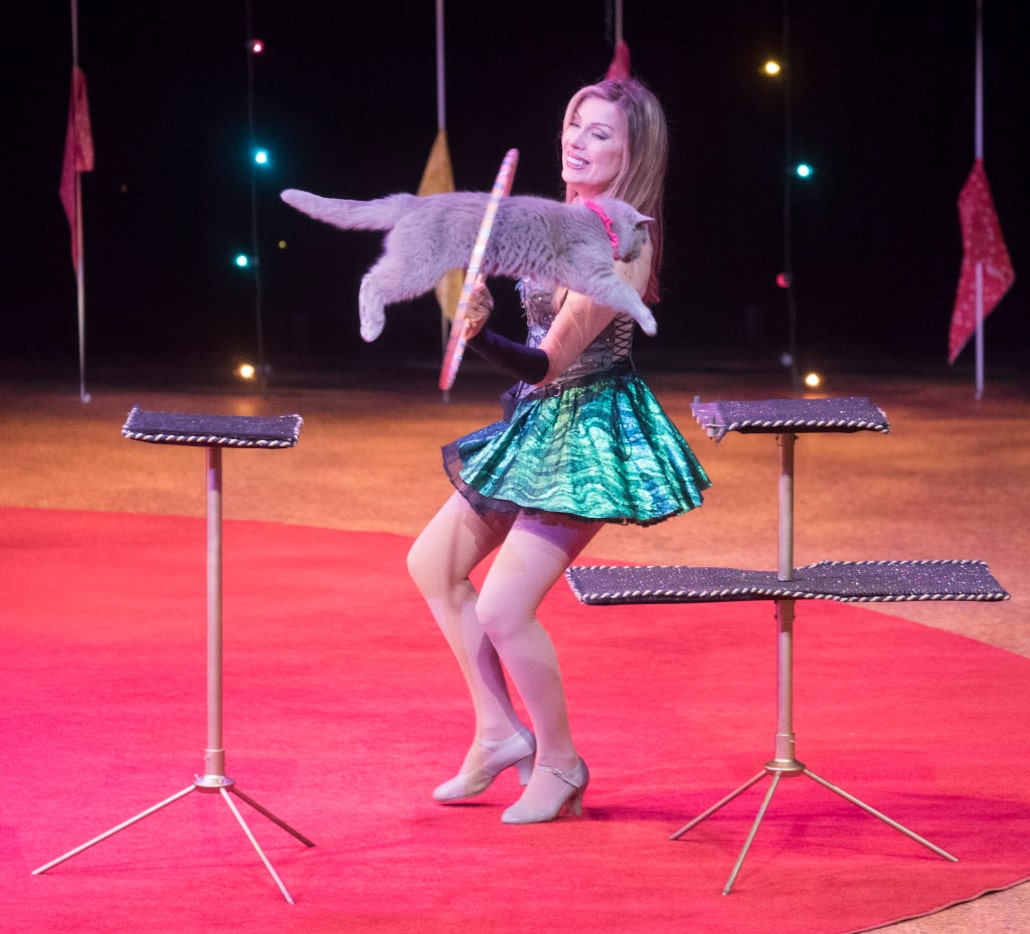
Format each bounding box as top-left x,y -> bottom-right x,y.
418,128 -> 464,322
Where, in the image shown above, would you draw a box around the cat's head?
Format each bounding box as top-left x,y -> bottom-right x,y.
593,198 -> 654,262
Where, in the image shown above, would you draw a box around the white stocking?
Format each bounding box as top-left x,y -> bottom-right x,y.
475,512 -> 600,807
407,493 -> 526,773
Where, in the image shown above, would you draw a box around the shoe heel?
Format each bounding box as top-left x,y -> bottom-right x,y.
566,786 -> 585,817
515,753 -> 534,786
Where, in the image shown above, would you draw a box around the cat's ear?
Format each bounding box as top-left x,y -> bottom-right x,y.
635,216 -> 655,230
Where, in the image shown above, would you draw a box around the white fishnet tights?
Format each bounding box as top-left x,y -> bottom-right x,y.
407,492 -> 599,787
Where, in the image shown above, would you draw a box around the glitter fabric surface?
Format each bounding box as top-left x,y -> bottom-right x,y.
692,396 -> 889,441
122,407 -> 302,448
565,559 -> 1010,606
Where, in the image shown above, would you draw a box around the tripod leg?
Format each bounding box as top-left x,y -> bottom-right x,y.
803,769 -> 958,862
219,787 -> 298,904
33,785 -> 196,875
670,770 -> 767,840
228,786 -> 316,848
722,770 -> 783,895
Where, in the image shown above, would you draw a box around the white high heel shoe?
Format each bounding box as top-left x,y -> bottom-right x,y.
433,727 -> 536,803
500,757 -> 589,824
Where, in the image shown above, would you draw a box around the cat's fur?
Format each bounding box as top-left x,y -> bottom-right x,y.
280,189 -> 656,341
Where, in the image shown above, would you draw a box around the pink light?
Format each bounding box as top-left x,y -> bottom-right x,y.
248,38 -> 265,54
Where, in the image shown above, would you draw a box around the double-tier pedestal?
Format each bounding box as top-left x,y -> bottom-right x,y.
566,396 -> 1009,894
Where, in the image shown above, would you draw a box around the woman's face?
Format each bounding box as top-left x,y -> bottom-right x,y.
561,95 -> 626,199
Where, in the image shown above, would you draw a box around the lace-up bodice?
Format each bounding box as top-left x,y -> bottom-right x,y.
518,279 -> 634,384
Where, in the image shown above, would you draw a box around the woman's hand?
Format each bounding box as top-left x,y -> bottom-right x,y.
462,283 -> 494,338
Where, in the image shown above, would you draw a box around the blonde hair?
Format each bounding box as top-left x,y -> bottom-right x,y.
562,77 -> 668,304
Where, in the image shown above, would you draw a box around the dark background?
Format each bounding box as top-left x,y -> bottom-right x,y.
3,1 -> 1027,384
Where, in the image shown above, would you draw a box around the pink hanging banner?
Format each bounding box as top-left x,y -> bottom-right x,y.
59,65 -> 94,269
948,159 -> 1014,364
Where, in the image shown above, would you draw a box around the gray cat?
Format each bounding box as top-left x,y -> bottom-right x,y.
280,189 -> 656,342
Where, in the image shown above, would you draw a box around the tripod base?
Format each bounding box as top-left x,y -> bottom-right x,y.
32,775 -> 315,904
670,759 -> 957,895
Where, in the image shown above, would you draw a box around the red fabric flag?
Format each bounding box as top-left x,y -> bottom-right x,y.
605,40 -> 631,80
948,159 -> 1014,363
59,65 -> 95,270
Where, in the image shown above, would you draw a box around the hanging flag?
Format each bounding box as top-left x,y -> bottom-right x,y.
418,128 -> 463,320
606,40 -> 631,80
59,65 -> 94,269
418,127 -> 453,197
948,159 -> 1014,364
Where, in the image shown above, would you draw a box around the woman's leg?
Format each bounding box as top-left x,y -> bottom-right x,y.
407,493 -> 527,759
475,511 -> 601,816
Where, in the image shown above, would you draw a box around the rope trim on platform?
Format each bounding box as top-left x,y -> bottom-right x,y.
120,429 -> 298,448
710,415 -> 890,435
809,559 -> 978,569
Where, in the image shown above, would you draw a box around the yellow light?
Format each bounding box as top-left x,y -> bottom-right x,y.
803,372 -> 822,389
237,363 -> 256,380
762,60 -> 782,76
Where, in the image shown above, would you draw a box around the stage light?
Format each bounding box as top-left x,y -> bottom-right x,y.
234,253 -> 251,268
237,362 -> 257,380
795,162 -> 814,179
253,148 -> 270,166
804,372 -> 822,389
776,272 -> 792,289
762,59 -> 782,76
247,39 -> 265,54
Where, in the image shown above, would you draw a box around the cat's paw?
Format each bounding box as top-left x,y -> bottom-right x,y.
360,313 -> 385,343
358,278 -> 386,342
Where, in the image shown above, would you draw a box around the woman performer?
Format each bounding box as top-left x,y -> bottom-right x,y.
407,76 -> 711,824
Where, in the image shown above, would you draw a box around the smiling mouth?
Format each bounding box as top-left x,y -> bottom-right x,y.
566,154 -> 588,169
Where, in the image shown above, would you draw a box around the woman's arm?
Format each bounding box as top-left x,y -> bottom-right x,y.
463,283 -> 549,384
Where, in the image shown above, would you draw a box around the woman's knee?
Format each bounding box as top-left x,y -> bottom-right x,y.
406,533 -> 438,594
475,587 -> 533,642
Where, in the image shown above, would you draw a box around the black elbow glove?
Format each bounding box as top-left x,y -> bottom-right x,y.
466,327 -> 549,384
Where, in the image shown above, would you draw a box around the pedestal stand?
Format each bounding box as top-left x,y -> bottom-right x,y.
33,409 -> 313,904
565,397 -> 1008,894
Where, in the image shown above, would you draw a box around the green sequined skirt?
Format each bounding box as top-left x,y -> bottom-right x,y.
443,372 -> 711,526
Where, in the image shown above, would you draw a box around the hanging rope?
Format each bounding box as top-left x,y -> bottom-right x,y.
605,0 -> 630,79
418,0 -> 463,384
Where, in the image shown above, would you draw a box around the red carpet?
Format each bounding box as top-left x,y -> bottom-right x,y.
1,507 -> 1028,933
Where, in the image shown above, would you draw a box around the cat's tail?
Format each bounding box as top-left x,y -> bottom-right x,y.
280,190 -> 419,232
